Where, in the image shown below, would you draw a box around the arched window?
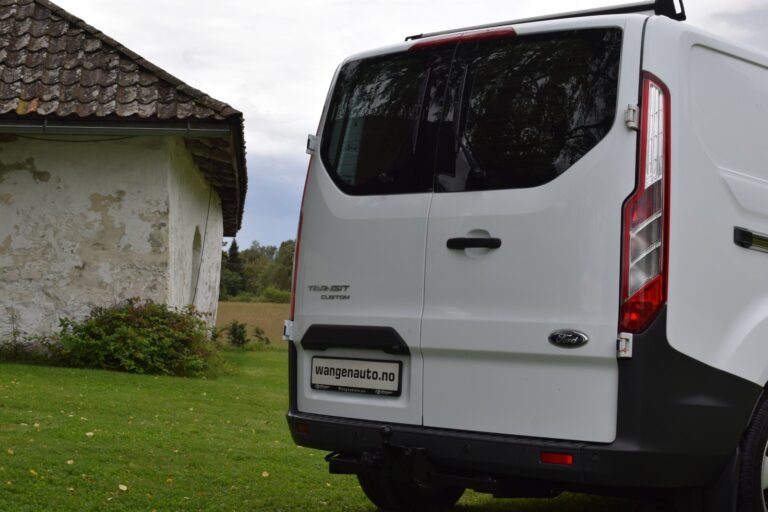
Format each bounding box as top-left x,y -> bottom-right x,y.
189,227 -> 202,304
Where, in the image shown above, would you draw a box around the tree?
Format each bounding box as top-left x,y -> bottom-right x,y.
218,238 -> 296,301
270,240 -> 295,291
227,239 -> 243,273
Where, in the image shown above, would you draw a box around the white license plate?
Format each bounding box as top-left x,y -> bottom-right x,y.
311,357 -> 402,396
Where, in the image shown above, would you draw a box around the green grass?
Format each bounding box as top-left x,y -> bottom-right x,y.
0,349 -> 667,511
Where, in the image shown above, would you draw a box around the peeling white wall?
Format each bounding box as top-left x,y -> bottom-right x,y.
0,135 -> 224,340
166,138 -> 223,322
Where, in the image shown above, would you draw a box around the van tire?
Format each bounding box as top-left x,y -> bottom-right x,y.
738,393 -> 768,511
356,472 -> 464,512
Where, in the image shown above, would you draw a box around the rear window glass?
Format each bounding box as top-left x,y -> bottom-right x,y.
321,51 -> 447,195
321,28 -> 622,195
438,28 -> 623,192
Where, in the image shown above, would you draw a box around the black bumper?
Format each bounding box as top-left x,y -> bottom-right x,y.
287,309 -> 762,490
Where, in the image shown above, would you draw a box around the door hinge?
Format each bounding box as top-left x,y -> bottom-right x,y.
617,332 -> 633,359
306,134 -> 319,155
283,320 -> 294,341
624,105 -> 639,131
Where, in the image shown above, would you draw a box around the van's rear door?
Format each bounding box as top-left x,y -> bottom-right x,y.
293,46 -> 453,424
421,19 -> 644,442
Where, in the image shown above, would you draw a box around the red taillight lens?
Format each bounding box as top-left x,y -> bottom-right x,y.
540,452 -> 574,466
619,73 -> 671,333
290,158 -> 312,322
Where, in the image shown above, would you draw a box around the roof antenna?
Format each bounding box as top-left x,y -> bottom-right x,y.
655,0 -> 686,21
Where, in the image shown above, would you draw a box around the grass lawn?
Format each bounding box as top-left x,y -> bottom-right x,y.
0,347 -> 669,511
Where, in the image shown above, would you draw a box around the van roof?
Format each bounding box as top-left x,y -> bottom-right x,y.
405,0 -> 685,42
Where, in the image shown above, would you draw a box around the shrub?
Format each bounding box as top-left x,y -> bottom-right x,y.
51,299 -> 217,377
210,326 -> 223,343
252,326 -> 271,345
225,320 -> 248,347
262,287 -> 290,304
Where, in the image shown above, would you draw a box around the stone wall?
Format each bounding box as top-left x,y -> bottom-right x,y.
0,135 -> 223,340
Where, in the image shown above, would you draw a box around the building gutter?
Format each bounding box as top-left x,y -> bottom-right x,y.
0,119 -> 231,138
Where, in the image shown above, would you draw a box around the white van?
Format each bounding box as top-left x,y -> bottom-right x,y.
284,0 -> 768,510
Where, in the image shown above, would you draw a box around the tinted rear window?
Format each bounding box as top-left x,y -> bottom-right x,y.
438,28 -> 622,192
321,28 -> 622,195
321,49 -> 452,195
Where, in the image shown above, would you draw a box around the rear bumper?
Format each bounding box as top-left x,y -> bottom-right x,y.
287,309 -> 762,490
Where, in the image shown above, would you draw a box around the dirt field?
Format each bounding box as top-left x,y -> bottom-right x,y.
216,301 -> 290,344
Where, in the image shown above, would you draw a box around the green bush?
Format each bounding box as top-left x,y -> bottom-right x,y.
225,320 -> 248,347
51,299 -> 217,377
253,325 -> 271,345
262,287 -> 291,304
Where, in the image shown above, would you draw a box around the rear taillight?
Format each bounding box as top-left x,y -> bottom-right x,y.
619,73 -> 671,333
290,158 -> 312,321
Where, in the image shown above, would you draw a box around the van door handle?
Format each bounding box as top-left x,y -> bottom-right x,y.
446,237 -> 502,250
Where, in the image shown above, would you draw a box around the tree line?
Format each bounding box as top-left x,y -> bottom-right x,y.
219,239 -> 295,303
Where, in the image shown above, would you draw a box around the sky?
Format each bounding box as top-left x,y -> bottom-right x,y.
52,0 -> 768,248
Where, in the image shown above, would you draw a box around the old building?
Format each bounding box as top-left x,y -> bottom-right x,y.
0,0 -> 247,339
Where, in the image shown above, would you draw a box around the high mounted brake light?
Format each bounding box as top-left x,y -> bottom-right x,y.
409,27 -> 516,50
619,73 -> 671,333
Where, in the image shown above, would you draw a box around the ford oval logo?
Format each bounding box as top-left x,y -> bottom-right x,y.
548,330 -> 589,349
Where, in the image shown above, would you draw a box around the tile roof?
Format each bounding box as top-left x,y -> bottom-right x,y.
0,0 -> 246,235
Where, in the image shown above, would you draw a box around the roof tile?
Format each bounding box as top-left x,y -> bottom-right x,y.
53,98 -> 76,116
82,36 -> 99,52
155,101 -> 176,119
9,15 -> 28,35
11,31 -> 28,49
116,99 -> 138,116
35,98 -> 57,114
175,100 -> 193,119
74,99 -> 97,116
38,81 -> 57,100
117,69 -> 138,87
137,85 -> 157,104
58,67 -> 79,85
115,84 -> 137,103
136,101 -> 154,118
